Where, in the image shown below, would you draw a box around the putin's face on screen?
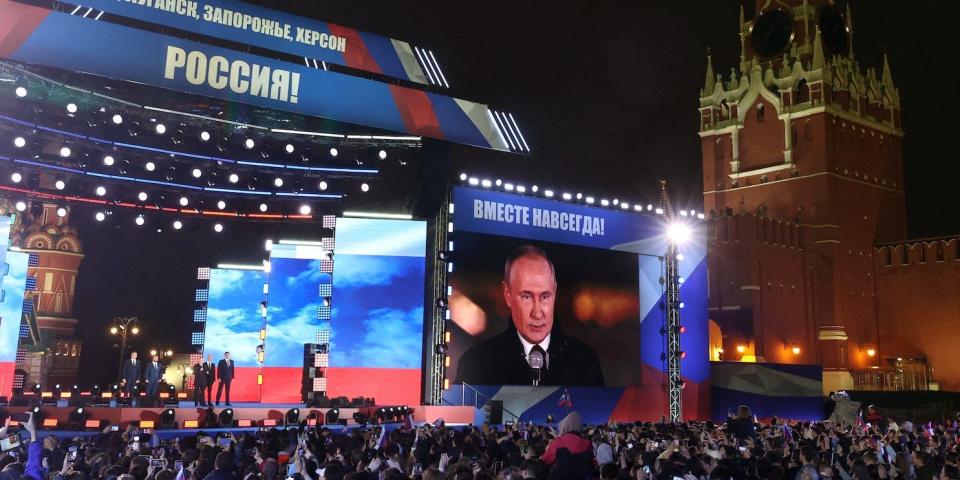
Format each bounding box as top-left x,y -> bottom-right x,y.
503,255 -> 556,344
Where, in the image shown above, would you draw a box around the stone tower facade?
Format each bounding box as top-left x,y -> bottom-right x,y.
698,0 -> 932,393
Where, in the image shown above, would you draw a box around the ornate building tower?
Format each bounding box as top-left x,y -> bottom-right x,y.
9,201 -> 83,387
700,0 -> 904,391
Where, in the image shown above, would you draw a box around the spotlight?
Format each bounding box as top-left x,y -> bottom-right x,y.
329,147 -> 338,157
299,204 -> 311,215
15,86 -> 27,98
135,215 -> 145,226
215,200 -> 225,210
791,344 -> 801,355
112,114 -> 123,125
179,196 -> 188,207
245,138 -> 255,149
325,408 -> 339,425
103,155 -> 115,166
285,408 -> 300,426
318,181 -> 328,191
145,161 -> 156,172
435,343 -> 448,355
459,173 -> 467,181
213,223 -> 223,233
13,136 -> 25,148
55,180 -> 66,190
59,147 -> 71,158
10,172 -> 21,183
173,220 -> 183,230
867,348 -> 876,357
192,168 -> 202,178
200,131 -> 211,141
56,207 -> 67,218
217,408 -> 234,427
137,192 -> 148,202
15,201 -> 26,212
666,222 -> 692,244
259,203 -> 267,212
96,186 -> 107,196
378,149 -> 387,160
228,173 -> 239,184
95,211 -> 105,222
66,103 -> 78,114
360,183 -> 370,192
155,124 -> 166,134
160,408 -> 176,429
67,407 -> 88,428
273,178 -> 283,187
285,144 -> 294,153
736,344 -> 746,354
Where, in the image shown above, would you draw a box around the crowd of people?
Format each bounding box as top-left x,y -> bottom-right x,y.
2,407 -> 960,480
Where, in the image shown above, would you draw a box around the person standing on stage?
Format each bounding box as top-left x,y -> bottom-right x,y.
121,351 -> 141,398
216,351 -> 234,406
204,354 -> 216,405
193,355 -> 214,407
145,353 -> 163,397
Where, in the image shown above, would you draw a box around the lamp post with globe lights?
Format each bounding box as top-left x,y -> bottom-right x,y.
110,317 -> 139,384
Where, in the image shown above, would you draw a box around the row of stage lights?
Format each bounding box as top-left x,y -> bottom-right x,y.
13,85 -> 395,161
459,173 -> 707,219
7,136 -> 374,193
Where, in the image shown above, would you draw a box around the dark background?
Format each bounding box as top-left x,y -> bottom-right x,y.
447,231 -> 642,387
72,1 -> 960,386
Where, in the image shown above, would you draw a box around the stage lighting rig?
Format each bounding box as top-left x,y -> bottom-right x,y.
159,408 -> 177,429
284,408 -> 300,426
325,408 -> 339,425
218,408 -> 234,427
67,407 -> 89,429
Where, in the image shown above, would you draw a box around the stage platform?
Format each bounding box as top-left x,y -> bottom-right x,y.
4,404 -> 475,428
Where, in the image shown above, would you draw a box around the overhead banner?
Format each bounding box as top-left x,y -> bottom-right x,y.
452,186 -> 672,252
71,0 -> 433,86
0,1 -> 510,152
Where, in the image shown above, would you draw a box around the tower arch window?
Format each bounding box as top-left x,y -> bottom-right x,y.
756,103 -> 766,122
715,137 -> 725,160
797,79 -> 810,104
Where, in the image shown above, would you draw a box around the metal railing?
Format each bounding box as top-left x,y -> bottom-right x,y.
443,383 -> 522,422
852,364 -> 932,391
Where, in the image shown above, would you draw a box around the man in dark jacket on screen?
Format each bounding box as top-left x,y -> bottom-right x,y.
455,245 -> 604,387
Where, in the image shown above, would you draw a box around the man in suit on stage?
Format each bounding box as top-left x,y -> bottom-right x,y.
216,351 -> 235,406
145,353 -> 163,397
455,245 -> 605,387
193,354 -> 214,407
121,351 -> 141,397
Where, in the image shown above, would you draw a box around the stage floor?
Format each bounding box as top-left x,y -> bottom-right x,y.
6,404 -> 475,427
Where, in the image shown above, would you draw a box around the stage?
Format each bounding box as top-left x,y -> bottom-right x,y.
4,404 -> 475,429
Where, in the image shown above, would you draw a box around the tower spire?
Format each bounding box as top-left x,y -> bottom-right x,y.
703,51 -> 715,95
812,27 -> 825,70
881,52 -> 894,88
846,3 -> 855,58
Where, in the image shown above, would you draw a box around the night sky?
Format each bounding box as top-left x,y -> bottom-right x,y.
72,0 -> 960,386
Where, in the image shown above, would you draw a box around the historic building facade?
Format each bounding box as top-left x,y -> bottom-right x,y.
700,0 -> 960,392
8,201 -> 83,387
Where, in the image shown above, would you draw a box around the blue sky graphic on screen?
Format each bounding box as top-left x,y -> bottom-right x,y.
0,251 -> 28,362
203,268 -> 267,367
266,244 -> 328,367
331,218 -> 426,369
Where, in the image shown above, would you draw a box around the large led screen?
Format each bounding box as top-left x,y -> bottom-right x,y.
202,267 -> 267,402
327,218 -> 426,406
262,242 -> 330,402
447,186 -> 709,401
0,249 -> 27,396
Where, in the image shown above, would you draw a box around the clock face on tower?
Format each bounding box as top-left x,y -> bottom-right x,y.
750,7 -> 794,59
817,4 -> 849,56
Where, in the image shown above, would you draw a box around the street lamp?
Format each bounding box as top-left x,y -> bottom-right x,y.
109,317 -> 139,384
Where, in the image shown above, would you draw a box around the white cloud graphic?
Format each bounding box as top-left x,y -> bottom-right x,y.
335,307 -> 424,369
208,269 -> 249,300
332,255 -> 415,288
286,260 -> 323,287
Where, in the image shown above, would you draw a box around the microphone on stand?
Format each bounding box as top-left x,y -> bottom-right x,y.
529,346 -> 545,386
